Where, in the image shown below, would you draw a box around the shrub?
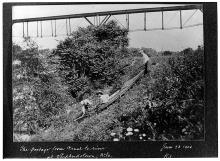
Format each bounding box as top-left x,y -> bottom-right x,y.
110,46 -> 204,141
13,39 -> 69,135
162,50 -> 173,56
53,20 -> 129,99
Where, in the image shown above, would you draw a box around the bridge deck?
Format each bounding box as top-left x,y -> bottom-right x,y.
13,5 -> 202,24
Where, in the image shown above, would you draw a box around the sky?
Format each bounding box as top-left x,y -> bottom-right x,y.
12,4 -> 203,51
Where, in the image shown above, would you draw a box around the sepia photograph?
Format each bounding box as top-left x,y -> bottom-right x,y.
11,3 -> 205,142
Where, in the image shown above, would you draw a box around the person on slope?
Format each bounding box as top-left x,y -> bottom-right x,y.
140,49 -> 150,75
97,91 -> 110,104
80,99 -> 92,115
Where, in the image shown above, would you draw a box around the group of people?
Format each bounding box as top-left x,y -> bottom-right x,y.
80,49 -> 150,115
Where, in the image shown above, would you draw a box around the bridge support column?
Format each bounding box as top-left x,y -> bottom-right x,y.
69,18 -> 71,33
40,21 -> 42,37
180,10 -> 182,29
37,21 -> 38,37
162,11 -> 164,30
126,14 -> 129,31
51,20 -> 53,36
144,12 -> 146,31
26,22 -> 28,37
55,20 -> 56,37
22,22 -> 24,37
96,15 -> 99,26
66,19 -> 69,35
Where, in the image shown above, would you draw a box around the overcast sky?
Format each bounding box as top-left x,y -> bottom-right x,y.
12,4 -> 203,51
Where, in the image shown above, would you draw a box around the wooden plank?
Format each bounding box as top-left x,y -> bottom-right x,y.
96,70 -> 144,113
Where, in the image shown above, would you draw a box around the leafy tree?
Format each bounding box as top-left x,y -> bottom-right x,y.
106,46 -> 204,141
182,47 -> 193,55
162,50 -> 173,56
53,20 -> 129,100
13,38 -> 69,134
139,46 -> 204,140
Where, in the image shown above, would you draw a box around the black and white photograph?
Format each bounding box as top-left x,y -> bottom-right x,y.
3,2 -> 218,158
12,3 -> 205,142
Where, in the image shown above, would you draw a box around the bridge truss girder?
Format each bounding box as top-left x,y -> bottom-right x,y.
12,4 -> 203,38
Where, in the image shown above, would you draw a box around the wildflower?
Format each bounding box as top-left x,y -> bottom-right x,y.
126,132 -> 133,136
127,127 -> 133,132
14,108 -> 19,113
142,133 -> 146,137
139,136 -> 143,140
12,60 -> 21,66
16,74 -> 23,79
25,106 -> 32,110
134,129 -> 139,132
113,138 -> 119,141
110,133 -> 116,137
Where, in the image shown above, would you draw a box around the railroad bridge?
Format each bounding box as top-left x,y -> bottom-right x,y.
12,4 -> 203,38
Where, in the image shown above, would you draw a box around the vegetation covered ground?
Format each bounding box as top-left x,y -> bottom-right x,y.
12,20 -> 204,141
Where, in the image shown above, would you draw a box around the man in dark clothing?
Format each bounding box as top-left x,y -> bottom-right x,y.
140,49 -> 150,75
144,61 -> 149,75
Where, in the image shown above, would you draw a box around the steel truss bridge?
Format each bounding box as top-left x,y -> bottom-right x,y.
12,4 -> 203,38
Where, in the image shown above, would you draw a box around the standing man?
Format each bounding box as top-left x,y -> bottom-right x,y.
140,49 -> 150,75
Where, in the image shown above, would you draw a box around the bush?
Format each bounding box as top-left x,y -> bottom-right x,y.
53,20 -> 129,100
13,39 -> 69,135
110,46 -> 204,141
162,50 -> 173,56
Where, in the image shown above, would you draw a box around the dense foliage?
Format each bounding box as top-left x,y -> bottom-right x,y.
29,46 -> 204,142
109,46 -> 204,141
13,38 -> 70,135
52,20 -> 129,101
13,22 -> 204,142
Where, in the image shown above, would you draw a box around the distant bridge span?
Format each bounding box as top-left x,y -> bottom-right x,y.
12,4 -> 203,38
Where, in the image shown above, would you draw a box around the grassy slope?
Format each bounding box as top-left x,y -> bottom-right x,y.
31,55 -> 177,141
32,67 -> 155,141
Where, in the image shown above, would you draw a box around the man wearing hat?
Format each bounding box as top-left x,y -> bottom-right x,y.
97,91 -> 110,104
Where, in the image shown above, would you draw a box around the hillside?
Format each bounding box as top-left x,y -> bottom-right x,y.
13,21 -> 204,142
